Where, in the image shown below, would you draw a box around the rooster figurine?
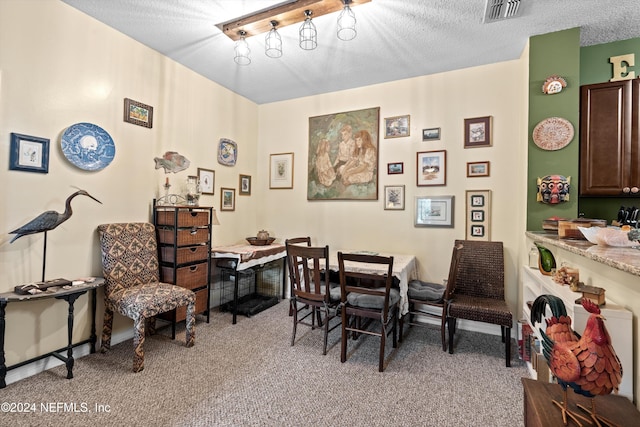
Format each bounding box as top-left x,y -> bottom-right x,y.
531,294 -> 623,427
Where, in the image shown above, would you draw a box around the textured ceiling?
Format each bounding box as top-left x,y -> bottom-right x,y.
60,0 -> 640,104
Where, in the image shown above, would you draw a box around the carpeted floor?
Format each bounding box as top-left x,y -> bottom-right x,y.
1,301 -> 530,426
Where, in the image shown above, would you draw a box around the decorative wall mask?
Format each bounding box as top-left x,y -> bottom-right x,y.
537,175 -> 570,204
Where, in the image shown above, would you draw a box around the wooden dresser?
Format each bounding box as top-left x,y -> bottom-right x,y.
154,204 -> 212,326
522,378 -> 639,427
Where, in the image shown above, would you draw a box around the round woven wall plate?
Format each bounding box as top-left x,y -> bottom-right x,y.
532,117 -> 574,150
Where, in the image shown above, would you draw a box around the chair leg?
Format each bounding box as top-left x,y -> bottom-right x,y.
133,316 -> 145,373
185,301 -> 195,348
379,324 -> 386,372
340,310 -> 348,363
392,311 -> 398,349
290,299 -> 298,346
447,317 -> 456,354
440,314 -> 447,352
100,308 -> 114,353
322,307 -> 329,356
504,326 -> 511,367
398,314 -> 405,343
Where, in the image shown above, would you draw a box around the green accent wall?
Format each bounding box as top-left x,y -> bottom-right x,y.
527,29 -> 580,231
578,38 -> 640,222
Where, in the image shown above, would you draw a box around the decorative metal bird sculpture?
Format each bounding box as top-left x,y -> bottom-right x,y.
9,190 -> 102,243
532,294 -> 623,427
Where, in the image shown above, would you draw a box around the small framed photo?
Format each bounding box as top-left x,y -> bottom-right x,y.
466,161 -> 490,177
197,168 -> 215,195
471,210 -> 484,222
415,195 -> 454,227
123,98 -> 153,128
384,185 -> 405,210
471,225 -> 485,237
384,115 -> 410,138
422,127 -> 441,141
239,174 -> 251,195
466,190 -> 491,241
9,133 -> 50,173
417,150 -> 446,186
464,116 -> 492,148
387,162 -> 404,175
270,152 -> 294,189
220,187 -> 235,211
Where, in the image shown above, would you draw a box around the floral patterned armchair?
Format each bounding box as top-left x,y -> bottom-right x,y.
97,222 -> 195,372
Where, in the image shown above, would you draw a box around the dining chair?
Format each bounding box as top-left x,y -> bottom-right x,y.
338,252 -> 399,372
285,237 -> 311,317
285,242 -> 341,355
399,242 -> 463,351
97,222 -> 196,372
446,240 -> 513,366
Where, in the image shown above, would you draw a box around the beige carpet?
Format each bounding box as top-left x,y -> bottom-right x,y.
0,301 -> 529,426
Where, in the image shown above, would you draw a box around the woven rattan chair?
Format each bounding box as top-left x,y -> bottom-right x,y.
399,242 -> 463,351
286,242 -> 341,355
446,240 -> 513,367
98,222 -> 196,372
338,252 -> 399,372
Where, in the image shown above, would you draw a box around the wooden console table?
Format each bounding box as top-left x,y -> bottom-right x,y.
522,378 -> 639,426
0,278 -> 104,388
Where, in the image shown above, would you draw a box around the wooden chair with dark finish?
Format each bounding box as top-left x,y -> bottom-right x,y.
446,240 -> 513,366
285,237 -> 311,316
399,242 -> 463,351
285,241 -> 341,355
338,252 -> 399,372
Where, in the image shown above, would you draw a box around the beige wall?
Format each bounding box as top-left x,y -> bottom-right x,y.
0,0 -> 258,368
0,0 -> 529,378
256,61 -> 529,311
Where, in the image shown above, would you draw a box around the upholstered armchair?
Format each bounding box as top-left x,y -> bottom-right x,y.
97,222 -> 196,372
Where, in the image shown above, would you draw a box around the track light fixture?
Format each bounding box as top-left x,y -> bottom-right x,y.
234,30 -> 251,65
299,10 -> 317,50
217,0 -> 371,64
265,20 -> 283,58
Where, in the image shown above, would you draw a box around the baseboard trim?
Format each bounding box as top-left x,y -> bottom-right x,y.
4,328 -> 134,387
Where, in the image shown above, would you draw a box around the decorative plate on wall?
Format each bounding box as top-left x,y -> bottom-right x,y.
218,138 -> 237,166
61,122 -> 115,171
532,117 -> 574,151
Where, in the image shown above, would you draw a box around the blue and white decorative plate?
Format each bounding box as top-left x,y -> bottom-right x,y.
218,138 -> 237,166
61,122 -> 115,171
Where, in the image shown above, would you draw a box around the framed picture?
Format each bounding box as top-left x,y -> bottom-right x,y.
415,195 -> 454,227
239,174 -> 251,195
270,152 -> 294,189
416,150 -> 446,186
466,161 -> 490,177
387,162 -> 404,175
9,133 -> 50,173
384,115 -> 410,138
466,190 -> 491,241
308,107 -> 379,200
464,116 -> 492,148
197,168 -> 215,195
123,98 -> 153,128
422,127 -> 441,141
384,185 -> 405,210
220,187 -> 235,211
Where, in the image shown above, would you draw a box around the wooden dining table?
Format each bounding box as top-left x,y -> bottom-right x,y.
325,250 -> 418,316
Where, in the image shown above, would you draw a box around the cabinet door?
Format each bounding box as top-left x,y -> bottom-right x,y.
580,80 -> 632,196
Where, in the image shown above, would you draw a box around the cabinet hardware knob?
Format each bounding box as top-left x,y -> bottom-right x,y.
623,187 -> 631,193
632,187 -> 639,194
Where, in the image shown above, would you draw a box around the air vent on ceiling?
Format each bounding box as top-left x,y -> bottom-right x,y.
483,0 -> 524,23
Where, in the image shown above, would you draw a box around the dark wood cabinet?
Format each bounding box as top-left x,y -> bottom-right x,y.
579,79 -> 640,196
153,205 -> 212,324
